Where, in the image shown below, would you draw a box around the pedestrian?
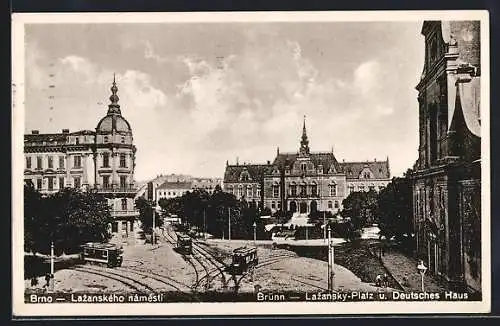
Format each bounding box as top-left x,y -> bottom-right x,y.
383,273 -> 389,287
30,276 -> 38,287
44,273 -> 51,288
375,274 -> 382,287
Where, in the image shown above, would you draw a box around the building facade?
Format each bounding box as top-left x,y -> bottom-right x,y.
155,178 -> 222,203
411,21 -> 481,293
223,119 -> 391,215
24,76 -> 139,239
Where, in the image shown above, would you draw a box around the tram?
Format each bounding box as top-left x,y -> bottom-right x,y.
80,242 -> 123,268
177,234 -> 193,255
230,247 -> 258,275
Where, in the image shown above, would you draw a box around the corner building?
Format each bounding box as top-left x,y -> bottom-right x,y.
24,77 -> 139,240
411,21 -> 481,293
223,119 -> 391,215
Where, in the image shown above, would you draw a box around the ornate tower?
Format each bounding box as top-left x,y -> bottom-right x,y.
94,75 -> 138,241
299,115 -> 310,157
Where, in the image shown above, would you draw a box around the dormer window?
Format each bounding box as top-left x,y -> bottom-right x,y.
300,163 -> 307,172
364,172 -> 371,179
240,170 -> 251,181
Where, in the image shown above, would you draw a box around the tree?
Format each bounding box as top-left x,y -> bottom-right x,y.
135,197 -> 162,233
25,187 -> 114,255
341,190 -> 379,230
24,181 -> 42,254
378,175 -> 413,242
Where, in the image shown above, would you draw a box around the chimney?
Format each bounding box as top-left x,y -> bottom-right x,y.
267,160 -> 270,165
62,129 -> 69,134
31,130 -> 39,134
374,158 -> 377,162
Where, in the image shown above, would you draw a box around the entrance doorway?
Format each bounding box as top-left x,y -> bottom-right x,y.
310,200 -> 318,213
299,202 -> 307,214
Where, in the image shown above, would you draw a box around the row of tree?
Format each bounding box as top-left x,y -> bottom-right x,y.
24,182 -> 113,256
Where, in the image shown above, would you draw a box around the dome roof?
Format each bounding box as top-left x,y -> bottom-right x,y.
96,114 -> 132,134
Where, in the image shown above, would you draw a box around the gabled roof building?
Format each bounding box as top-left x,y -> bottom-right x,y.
223,117 -> 391,215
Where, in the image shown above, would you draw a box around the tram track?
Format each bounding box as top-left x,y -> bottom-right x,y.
72,266 -> 151,292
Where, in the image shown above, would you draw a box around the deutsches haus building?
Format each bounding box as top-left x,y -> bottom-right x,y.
223,119 -> 391,215
23,77 -> 139,239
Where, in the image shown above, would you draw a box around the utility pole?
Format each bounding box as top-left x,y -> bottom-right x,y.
327,226 -> 331,291
48,241 -> 55,293
329,227 -> 335,291
228,207 -> 231,241
203,208 -> 207,240
152,201 -> 156,246
323,211 -> 326,242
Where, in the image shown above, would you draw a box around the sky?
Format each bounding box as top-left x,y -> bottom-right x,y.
24,21 -> 425,181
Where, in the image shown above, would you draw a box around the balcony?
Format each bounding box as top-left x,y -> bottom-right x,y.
94,185 -> 138,194
287,193 -> 320,199
111,209 -> 139,218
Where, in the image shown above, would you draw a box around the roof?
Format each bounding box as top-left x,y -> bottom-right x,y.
224,164 -> 271,183
272,152 -> 342,172
96,114 -> 132,134
339,160 -> 390,179
157,181 -> 193,190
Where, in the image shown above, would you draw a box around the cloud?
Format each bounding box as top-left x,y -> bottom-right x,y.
354,60 -> 380,95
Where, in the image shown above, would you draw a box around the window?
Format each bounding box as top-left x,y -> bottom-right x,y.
277,202 -> 281,210
227,186 -> 233,194
238,185 -> 243,198
59,156 -> 64,169
48,178 -> 54,191
363,172 -> 371,179
74,155 -> 81,168
290,184 -> 297,196
273,184 -> 280,198
59,177 -> 65,189
36,179 -> 42,189
359,185 -> 365,192
256,187 -> 261,198
104,136 -> 109,143
334,201 -> 339,209
74,177 -> 81,188
48,156 -> 53,169
121,137 -> 125,144
300,184 -> 307,196
271,201 -> 276,209
247,187 -> 253,198
36,156 -> 42,170
130,222 -> 134,231
120,176 -> 127,189
311,184 -> 318,196
26,157 -> 31,169
121,198 -> 127,211
329,184 -> 337,196
120,153 -> 126,168
328,201 -> 333,209
111,222 -> 118,233
301,163 -> 307,172
103,153 -> 110,167
103,175 -> 110,189
75,137 -> 79,145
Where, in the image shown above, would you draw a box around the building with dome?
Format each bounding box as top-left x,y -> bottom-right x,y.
223,118 -> 391,215
24,76 -> 139,239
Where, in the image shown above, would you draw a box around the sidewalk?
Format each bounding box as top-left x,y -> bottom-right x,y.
379,248 -> 450,292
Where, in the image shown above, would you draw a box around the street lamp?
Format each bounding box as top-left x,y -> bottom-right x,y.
417,260 -> 427,292
253,222 -> 257,246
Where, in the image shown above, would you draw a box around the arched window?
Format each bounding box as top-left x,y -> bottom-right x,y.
329,183 -> 337,196
290,182 -> 297,196
310,182 -> 318,196
256,185 -> 261,198
238,184 -> 243,198
300,183 -> 307,196
273,184 -> 280,198
121,198 -> 127,211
